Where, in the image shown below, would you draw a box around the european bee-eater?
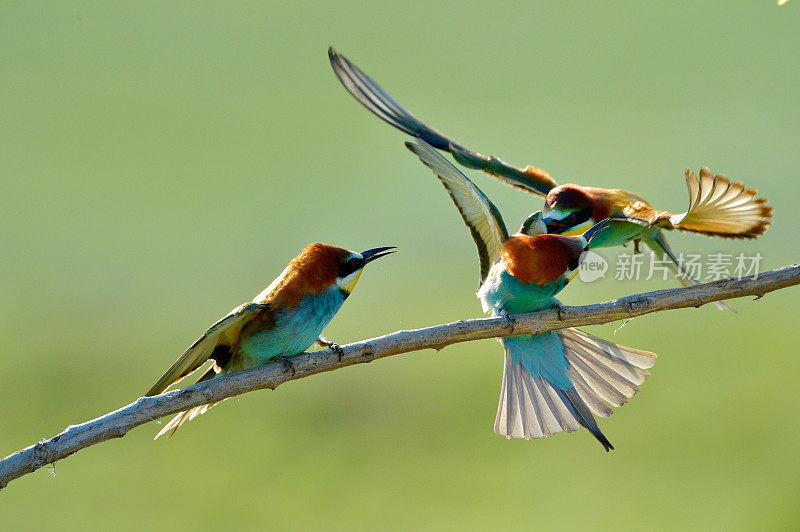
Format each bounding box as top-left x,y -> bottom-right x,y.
406,140 -> 656,451
146,242 -> 395,439
329,48 -> 772,304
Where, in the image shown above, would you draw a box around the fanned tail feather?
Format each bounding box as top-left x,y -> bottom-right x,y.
669,167 -> 772,238
495,329 -> 656,451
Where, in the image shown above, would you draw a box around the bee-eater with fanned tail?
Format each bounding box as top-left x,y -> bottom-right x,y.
146,243 -> 395,439
329,48 -> 772,310
406,140 -> 656,451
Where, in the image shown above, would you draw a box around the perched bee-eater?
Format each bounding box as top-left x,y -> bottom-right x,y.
329,48 -> 772,303
146,242 -> 396,439
407,140 -> 656,450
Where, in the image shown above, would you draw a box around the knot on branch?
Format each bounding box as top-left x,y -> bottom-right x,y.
360,343 -> 375,363
713,277 -> 736,290
31,440 -> 52,469
626,296 -> 650,312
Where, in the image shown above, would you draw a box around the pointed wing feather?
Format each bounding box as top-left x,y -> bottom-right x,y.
329,48 -> 557,196
405,140 -> 508,283
145,302 -> 268,396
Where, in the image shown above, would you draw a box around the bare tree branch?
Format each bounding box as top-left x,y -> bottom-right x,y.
1,264 -> 798,489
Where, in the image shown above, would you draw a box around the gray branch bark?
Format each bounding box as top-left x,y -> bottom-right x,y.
2,264 -> 798,489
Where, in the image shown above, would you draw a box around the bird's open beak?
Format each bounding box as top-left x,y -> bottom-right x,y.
360,246 -> 397,264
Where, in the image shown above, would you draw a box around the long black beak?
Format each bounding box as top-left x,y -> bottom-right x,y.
582,219 -> 610,243
360,246 -> 397,264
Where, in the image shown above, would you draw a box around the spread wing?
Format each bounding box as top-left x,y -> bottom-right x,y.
405,140 -> 508,283
145,302 -> 269,396
329,48 -> 557,197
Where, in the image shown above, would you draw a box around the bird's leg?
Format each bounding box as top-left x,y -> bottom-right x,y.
499,309 -> 514,332
551,301 -> 564,320
274,355 -> 296,377
633,238 -> 642,254
317,335 -> 344,361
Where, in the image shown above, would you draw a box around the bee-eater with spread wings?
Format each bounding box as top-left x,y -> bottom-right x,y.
406,140 -> 656,450
329,48 -> 772,306
146,242 -> 395,438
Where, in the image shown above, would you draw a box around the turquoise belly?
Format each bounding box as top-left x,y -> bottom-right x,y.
238,287 -> 346,368
478,268 -> 567,316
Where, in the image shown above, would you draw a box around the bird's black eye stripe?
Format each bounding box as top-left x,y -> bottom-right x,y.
564,210 -> 591,227
337,257 -> 364,278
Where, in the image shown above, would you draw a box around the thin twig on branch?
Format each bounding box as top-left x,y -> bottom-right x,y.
1,264 -> 798,489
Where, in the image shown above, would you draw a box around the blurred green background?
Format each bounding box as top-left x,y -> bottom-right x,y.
1,1 -> 798,530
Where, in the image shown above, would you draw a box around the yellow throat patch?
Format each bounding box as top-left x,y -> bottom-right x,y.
336,268 -> 363,293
